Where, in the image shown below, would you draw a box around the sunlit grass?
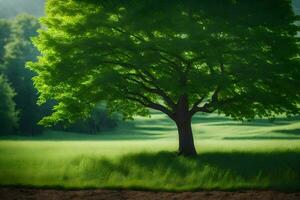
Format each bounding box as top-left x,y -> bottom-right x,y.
0,112 -> 299,190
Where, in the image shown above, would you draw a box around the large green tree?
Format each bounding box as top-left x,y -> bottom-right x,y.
29,0 -> 300,156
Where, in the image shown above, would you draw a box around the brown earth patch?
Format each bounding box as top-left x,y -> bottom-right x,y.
0,188 -> 299,200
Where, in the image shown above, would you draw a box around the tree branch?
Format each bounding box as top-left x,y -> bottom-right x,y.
111,26 -> 188,66
124,70 -> 177,110
137,71 -> 177,109
126,92 -> 175,119
189,96 -> 205,115
190,61 -> 224,116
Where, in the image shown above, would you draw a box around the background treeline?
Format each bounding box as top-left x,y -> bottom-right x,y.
0,9 -> 119,135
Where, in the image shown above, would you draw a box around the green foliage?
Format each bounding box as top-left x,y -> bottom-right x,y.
54,104 -> 119,134
29,0 -> 300,126
0,75 -> 18,134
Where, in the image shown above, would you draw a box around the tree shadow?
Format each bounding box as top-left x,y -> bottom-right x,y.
223,136 -> 300,140
222,128 -> 300,140
208,122 -> 290,127
70,151 -> 300,190
273,129 -> 300,135
194,115 -> 300,127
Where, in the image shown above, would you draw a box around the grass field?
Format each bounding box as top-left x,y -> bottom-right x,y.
0,112 -> 300,191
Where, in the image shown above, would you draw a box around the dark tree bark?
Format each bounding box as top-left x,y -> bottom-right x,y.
176,119 -> 197,156
175,95 -> 197,156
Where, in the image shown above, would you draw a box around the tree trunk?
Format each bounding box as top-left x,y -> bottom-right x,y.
175,95 -> 197,156
176,119 -> 197,156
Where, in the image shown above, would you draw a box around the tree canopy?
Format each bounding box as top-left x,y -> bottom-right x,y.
29,0 -> 300,155
30,0 -> 300,123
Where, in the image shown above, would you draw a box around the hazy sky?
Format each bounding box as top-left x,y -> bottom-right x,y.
0,0 -> 299,18
0,0 -> 45,18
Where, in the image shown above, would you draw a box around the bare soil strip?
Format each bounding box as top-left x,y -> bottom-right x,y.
0,188 -> 299,200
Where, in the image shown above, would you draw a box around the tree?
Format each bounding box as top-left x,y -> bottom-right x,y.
0,19 -> 17,134
3,14 -> 42,135
0,75 -> 18,134
28,0 -> 300,156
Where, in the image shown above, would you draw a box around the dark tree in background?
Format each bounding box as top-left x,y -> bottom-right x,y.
29,0 -> 300,156
0,19 -> 10,66
0,75 -> 18,133
3,14 -> 42,135
0,19 -> 17,134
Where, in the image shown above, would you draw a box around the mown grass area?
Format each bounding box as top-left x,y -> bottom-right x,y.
0,112 -> 300,191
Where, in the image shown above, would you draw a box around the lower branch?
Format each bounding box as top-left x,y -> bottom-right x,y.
126,93 -> 175,120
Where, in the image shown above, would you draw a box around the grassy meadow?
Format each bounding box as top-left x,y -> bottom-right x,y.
0,112 -> 300,191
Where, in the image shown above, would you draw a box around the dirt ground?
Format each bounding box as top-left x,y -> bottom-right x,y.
0,188 -> 300,200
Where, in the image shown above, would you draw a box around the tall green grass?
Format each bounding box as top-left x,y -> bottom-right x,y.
0,112 -> 299,190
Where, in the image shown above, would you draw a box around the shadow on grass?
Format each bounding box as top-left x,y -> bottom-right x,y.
223,136 -> 300,140
273,129 -> 300,135
66,151 -> 300,191
199,115 -> 300,127
222,128 -> 300,140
